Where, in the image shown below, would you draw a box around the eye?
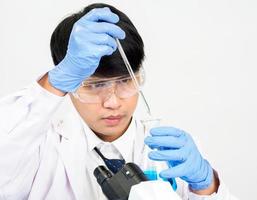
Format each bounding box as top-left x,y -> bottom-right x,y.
93,82 -> 107,88
120,78 -> 131,84
82,82 -> 106,90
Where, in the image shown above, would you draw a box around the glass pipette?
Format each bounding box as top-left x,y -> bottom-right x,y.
116,39 -> 152,117
116,38 -> 158,179
116,39 -> 177,189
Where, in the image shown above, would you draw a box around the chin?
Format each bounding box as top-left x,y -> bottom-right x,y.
93,127 -> 124,142
97,121 -> 130,141
90,116 -> 132,141
103,125 -> 125,135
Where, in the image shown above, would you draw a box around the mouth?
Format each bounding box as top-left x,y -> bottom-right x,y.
102,115 -> 124,126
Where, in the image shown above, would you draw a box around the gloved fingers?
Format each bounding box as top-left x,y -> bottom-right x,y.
91,44 -> 116,57
73,21 -> 125,41
148,148 -> 190,162
69,28 -> 118,52
164,150 -> 203,180
144,135 -> 187,149
82,7 -> 120,23
74,31 -> 117,52
159,159 -> 192,179
86,22 -> 125,39
90,33 -> 117,50
150,126 -> 186,137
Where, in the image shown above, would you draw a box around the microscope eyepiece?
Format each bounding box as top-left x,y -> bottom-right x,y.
94,163 -> 148,200
94,165 -> 113,185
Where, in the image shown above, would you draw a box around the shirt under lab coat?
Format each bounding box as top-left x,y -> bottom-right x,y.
0,82 -> 237,200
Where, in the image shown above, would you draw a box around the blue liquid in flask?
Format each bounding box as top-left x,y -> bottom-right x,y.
144,170 -> 158,180
144,170 -> 177,191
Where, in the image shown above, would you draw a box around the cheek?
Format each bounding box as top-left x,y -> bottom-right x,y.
125,95 -> 139,112
70,95 -> 99,122
78,105 -> 100,123
80,106 -> 97,120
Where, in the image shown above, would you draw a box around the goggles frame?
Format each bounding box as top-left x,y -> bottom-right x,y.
72,68 -> 145,103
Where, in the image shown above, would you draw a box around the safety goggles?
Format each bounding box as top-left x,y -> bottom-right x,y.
72,70 -> 145,104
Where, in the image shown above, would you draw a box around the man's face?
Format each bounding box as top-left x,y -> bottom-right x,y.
69,75 -> 140,142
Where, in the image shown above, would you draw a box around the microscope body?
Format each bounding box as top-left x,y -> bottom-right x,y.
94,162 -> 148,200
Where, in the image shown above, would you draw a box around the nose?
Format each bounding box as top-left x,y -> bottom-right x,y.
103,91 -> 121,110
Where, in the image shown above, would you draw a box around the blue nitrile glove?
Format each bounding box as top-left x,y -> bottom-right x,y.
48,7 -> 126,92
144,127 -> 213,191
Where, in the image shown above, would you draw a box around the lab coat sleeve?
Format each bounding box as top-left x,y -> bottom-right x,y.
187,174 -> 239,200
0,82 -> 64,196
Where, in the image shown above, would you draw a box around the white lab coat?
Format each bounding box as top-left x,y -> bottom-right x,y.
0,82 -> 238,200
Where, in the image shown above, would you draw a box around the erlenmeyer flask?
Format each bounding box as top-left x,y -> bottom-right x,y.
140,117 -> 177,191
140,117 -> 161,180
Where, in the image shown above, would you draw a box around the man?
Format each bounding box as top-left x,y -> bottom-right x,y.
0,3 -> 236,200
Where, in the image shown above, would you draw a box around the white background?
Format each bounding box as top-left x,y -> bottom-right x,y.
1,0 -> 256,199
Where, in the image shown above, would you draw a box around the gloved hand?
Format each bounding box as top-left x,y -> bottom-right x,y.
48,7 -> 126,92
144,127 -> 213,191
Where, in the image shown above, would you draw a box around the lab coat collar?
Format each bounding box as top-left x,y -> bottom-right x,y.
51,96 -> 79,140
112,119 -> 136,162
83,118 -> 136,162
82,122 -> 104,153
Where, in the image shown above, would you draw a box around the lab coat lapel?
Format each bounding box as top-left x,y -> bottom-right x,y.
54,104 -> 88,199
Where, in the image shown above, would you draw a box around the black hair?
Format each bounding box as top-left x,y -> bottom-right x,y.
50,3 -> 145,78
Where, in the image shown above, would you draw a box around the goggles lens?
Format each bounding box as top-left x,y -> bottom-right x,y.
73,72 -> 144,103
